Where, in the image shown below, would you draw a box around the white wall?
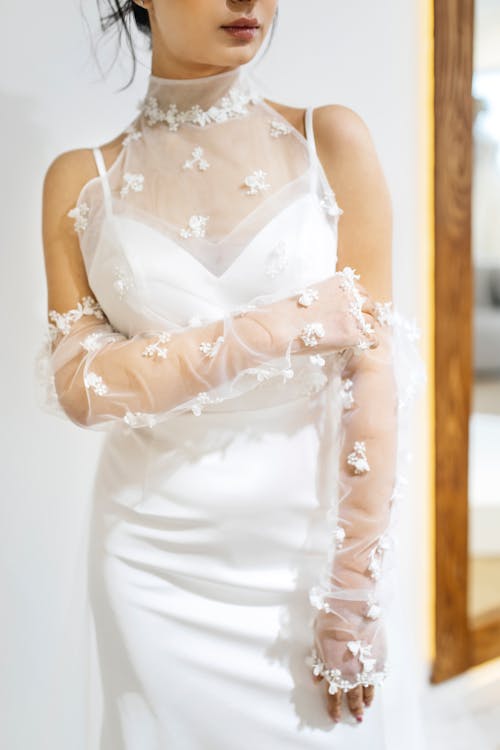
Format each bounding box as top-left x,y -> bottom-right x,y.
0,1 -> 431,747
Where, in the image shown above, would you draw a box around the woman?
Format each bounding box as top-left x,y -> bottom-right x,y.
37,0 -> 426,746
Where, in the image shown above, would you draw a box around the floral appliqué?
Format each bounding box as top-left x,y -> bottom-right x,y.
123,411 -> 157,428
67,203 -> 90,233
120,172 -> 144,198
340,377 -> 355,409
122,127 -> 143,147
309,354 -> 325,367
367,533 -> 391,580
180,214 -> 209,239
141,333 -> 171,360
298,322 -> 325,348
84,371 -> 108,396
346,440 -> 370,474
269,119 -> 292,138
48,295 -> 104,338
182,146 -> 210,171
199,336 -> 225,358
142,82 -> 258,131
264,241 -> 289,279
242,169 -> 271,196
191,392 -> 224,417
113,265 -> 135,299
297,288 -> 320,307
320,189 -> 343,219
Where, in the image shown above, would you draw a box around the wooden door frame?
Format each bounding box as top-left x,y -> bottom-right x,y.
432,0 -> 500,683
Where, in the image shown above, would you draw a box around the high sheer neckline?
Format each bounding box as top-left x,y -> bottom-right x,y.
140,64 -> 260,129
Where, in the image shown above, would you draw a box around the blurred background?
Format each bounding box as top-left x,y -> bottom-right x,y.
469,0 -> 500,621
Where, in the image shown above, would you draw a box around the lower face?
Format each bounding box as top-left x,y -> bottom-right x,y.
149,0 -> 279,69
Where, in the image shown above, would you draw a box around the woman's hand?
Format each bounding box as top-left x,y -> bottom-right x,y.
311,670 -> 375,722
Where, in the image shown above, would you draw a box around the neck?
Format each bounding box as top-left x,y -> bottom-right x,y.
146,65 -> 245,110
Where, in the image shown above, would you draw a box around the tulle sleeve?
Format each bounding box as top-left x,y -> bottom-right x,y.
34,268 -> 381,431
306,270 -> 426,695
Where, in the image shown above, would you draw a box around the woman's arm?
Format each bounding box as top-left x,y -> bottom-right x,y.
38,149 -> 380,430
306,105 -> 399,721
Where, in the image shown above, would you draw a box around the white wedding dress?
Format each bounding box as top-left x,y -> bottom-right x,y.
36,60 -> 426,749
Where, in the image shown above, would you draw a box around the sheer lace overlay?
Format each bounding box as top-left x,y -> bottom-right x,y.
306,295 -> 426,694
35,61 -> 426,706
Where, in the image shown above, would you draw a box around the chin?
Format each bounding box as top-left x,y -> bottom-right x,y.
216,44 -> 260,64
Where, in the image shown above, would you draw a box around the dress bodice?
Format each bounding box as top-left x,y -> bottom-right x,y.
73,67 -> 342,340
86,165 -> 340,338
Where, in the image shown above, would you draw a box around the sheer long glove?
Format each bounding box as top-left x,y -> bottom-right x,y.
306,293 -> 424,697
35,267 -> 379,430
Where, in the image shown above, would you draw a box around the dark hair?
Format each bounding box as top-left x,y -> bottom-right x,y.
96,1 -> 279,88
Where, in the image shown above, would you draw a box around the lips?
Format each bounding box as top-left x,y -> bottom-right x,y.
221,18 -> 260,28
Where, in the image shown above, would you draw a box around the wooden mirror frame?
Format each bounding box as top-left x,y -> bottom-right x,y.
433,0 -> 500,683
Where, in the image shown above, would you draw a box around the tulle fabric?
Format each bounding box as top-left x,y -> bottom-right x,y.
35,271 -> 379,430
307,303 -> 426,694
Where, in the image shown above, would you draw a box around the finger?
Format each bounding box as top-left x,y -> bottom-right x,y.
363,685 -> 375,707
325,685 -> 342,722
361,297 -> 378,316
311,671 -> 323,684
346,686 -> 364,721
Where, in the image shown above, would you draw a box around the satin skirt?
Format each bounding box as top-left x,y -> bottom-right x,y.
88,394 -> 390,749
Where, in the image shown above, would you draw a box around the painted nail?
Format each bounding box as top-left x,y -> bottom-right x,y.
356,715 -> 363,722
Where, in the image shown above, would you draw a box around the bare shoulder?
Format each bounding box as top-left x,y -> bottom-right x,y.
312,104 -> 375,155
41,132 -> 126,310
313,104 -> 393,300
43,132 -> 125,216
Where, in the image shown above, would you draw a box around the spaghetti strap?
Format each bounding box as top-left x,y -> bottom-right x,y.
304,106 -> 318,159
92,146 -> 113,214
304,106 -> 320,191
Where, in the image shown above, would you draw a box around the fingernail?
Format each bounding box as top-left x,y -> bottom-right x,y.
356,715 -> 363,722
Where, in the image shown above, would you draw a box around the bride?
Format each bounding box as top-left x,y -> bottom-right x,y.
37,0 -> 426,747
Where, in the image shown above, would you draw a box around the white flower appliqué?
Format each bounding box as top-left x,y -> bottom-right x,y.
340,377 -> 355,409
306,646 -> 387,695
298,322 -> 325,348
112,265 -> 135,299
242,169 -> 271,196
180,214 -> 209,239
141,332 -> 171,360
190,391 -> 224,417
84,371 -> 108,396
297,288 -> 320,307
365,597 -> 382,620
347,641 -> 377,674
67,203 -> 90,233
182,146 -> 210,171
120,172 -> 144,198
269,119 -> 292,138
123,411 -> 157,429
347,440 -> 370,474
199,336 -> 225,358
373,300 -> 394,327
320,189 -> 344,219
80,331 -> 118,353
122,126 -> 143,146
264,241 -> 288,279
141,82 -> 258,131
333,524 -> 346,549
337,266 -> 376,352
367,533 -> 391,581
48,295 -> 104,337
309,354 -> 325,367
